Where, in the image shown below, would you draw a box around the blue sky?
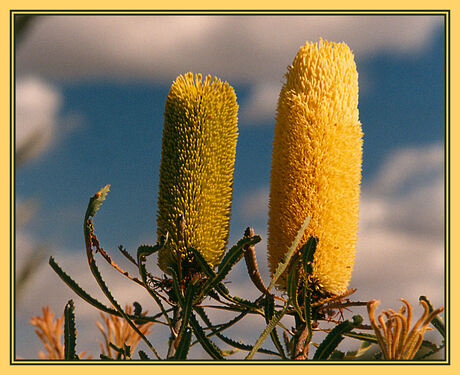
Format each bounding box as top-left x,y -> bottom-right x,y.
15,14 -> 446,359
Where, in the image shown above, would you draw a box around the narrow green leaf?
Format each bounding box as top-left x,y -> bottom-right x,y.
301,287 -> 313,348
218,235 -> 261,272
50,257 -> 169,324
283,330 -> 293,358
313,315 -> 363,360
213,331 -> 280,357
200,236 -> 261,299
83,187 -> 161,359
138,350 -> 151,360
169,267 -> 184,306
87,247 -> 161,359
329,350 -> 345,360
191,248 -> 260,309
301,236 -> 318,276
246,302 -> 290,360
286,256 -> 303,320
192,246 -> 215,276
86,185 -> 110,218
341,331 -> 379,344
195,306 -> 279,357
417,341 -> 446,360
50,257 -> 117,316
268,216 -> 311,291
264,295 -> 287,359
175,280 -> 197,347
137,242 -> 173,328
100,354 -> 114,360
137,244 -> 162,257
331,341 -> 374,360
64,300 -> 78,360
345,341 -> 374,359
189,312 -> 224,360
173,328 -> 193,360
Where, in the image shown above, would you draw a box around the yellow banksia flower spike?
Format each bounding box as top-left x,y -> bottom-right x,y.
157,73 -> 238,273
268,39 -> 363,295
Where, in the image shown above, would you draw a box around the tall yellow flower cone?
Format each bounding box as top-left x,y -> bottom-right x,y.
268,40 -> 363,296
157,73 -> 238,274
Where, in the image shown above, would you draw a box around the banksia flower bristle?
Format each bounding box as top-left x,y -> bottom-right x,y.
268,39 -> 363,295
157,73 -> 238,273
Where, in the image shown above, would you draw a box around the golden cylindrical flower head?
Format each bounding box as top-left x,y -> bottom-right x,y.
157,73 -> 238,273
268,40 -> 363,296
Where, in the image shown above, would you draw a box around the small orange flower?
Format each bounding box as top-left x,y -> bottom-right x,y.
96,305 -> 154,359
367,299 -> 444,360
30,306 -> 90,359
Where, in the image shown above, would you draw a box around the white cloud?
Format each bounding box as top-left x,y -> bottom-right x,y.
353,143 -> 444,309
240,81 -> 281,123
17,15 -> 442,81
15,77 -> 62,164
238,186 -> 270,222
17,15 -> 443,122
368,143 -> 444,196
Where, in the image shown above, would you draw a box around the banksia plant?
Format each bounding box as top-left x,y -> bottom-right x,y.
157,73 -> 239,274
40,42 -> 445,362
268,39 -> 363,296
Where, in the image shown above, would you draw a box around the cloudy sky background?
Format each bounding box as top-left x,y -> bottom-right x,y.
15,14 -> 446,359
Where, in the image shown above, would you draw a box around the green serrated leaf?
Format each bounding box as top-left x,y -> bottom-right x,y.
199,235 -> 260,299
64,299 -> 78,360
302,288 -> 313,348
83,191 -> 161,360
329,350 -> 345,360
313,315 -> 363,360
175,280 -> 197,349
341,341 -> 374,360
342,331 -> 379,344
138,350 -> 151,360
50,257 -> 117,316
86,185 -> 110,218
100,353 -> 114,360
416,341 -> 446,360
173,328 -> 193,360
191,247 -> 260,309
246,302 -> 290,360
217,235 -> 261,272
137,244 -> 161,257
264,295 -> 287,359
49,257 -> 167,324
137,242 -> 173,329
195,307 -> 279,357
301,236 -> 318,276
189,312 -> 224,360
286,256 -> 303,321
169,267 -> 184,306
87,248 -> 161,359
268,216 -> 311,291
